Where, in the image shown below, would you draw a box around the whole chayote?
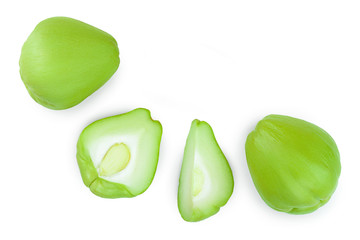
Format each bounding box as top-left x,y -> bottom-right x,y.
19,17 -> 120,110
245,115 -> 341,214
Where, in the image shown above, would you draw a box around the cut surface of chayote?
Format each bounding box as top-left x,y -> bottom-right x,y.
19,16 -> 120,110
178,120 -> 234,222
77,108 -> 162,198
245,115 -> 341,214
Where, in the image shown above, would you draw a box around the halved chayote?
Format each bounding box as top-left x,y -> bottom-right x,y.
19,17 -> 120,110
245,115 -> 341,214
178,120 -> 234,222
77,108 -> 162,198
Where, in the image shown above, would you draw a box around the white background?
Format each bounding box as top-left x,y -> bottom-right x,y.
1,0 -> 359,239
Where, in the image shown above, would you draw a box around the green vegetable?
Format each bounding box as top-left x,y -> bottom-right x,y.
178,120 -> 234,222
19,17 -> 120,110
76,108 -> 162,198
245,115 -> 341,214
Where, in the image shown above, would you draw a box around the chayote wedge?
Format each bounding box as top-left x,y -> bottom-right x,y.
76,108 -> 162,198
245,115 -> 341,214
178,120 -> 234,222
19,17 -> 120,110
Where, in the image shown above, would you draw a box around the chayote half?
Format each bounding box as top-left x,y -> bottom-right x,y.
19,17 -> 120,110
77,108 -> 162,198
245,115 -> 341,214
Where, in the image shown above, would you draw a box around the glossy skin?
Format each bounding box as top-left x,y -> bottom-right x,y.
19,17 -> 120,110
178,120 -> 234,222
77,108 -> 162,198
246,115 -> 341,214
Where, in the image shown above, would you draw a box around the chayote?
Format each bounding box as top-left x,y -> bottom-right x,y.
245,115 -> 341,214
19,17 -> 120,110
178,120 -> 234,222
77,108 -> 162,198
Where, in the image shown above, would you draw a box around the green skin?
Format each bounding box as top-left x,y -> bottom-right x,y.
77,108 -> 162,198
245,115 -> 341,214
19,17 -> 120,110
178,120 -> 234,222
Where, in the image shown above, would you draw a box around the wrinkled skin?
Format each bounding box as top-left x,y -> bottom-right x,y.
246,115 -> 341,214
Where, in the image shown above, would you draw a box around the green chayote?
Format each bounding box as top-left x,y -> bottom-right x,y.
77,108 -> 162,198
245,115 -> 341,214
19,17 -> 120,110
178,120 -> 234,222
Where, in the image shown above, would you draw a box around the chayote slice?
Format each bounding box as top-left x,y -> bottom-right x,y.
76,108 -> 162,198
178,120 -> 234,221
19,17 -> 120,110
245,115 -> 341,214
